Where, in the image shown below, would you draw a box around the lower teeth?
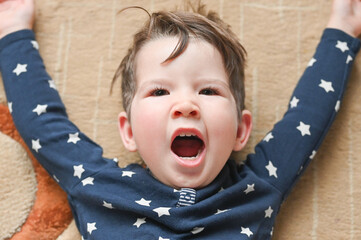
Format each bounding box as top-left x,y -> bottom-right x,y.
180,156 -> 197,160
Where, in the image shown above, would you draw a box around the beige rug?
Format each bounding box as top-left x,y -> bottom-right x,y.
0,132 -> 36,239
1,0 -> 361,239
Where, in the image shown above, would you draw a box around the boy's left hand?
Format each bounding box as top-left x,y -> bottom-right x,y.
327,0 -> 361,37
0,0 -> 35,39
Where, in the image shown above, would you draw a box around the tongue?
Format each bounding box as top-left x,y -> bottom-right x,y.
171,137 -> 203,158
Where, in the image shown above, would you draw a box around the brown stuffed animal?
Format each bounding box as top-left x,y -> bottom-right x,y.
0,103 -> 72,240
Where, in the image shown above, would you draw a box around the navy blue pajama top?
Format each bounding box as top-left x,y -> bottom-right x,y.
0,29 -> 360,240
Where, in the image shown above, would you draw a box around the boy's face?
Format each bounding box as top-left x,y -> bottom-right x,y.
118,37 -> 252,189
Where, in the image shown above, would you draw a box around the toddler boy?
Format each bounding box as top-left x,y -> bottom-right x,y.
1,0 -> 361,239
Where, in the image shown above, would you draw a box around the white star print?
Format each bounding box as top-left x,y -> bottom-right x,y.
244,184 -> 255,194
87,222 -> 97,235
319,79 -> 334,93
113,158 -> 119,163
133,218 -> 146,228
335,40 -> 349,52
8,102 -> 12,113
67,132 -> 81,144
297,165 -> 304,175
159,237 -> 170,240
265,161 -> 278,178
153,207 -> 171,217
309,150 -> 317,159
48,80 -> 57,90
73,164 -> 85,179
173,189 -> 181,193
297,121 -> 311,136
308,58 -> 317,67
335,100 -> 341,112
264,206 -> 273,218
241,227 -> 253,237
53,175 -> 60,183
290,96 -> 299,108
191,227 -> 205,234
31,40 -> 39,50
81,177 -> 94,186
32,104 -> 48,116
215,209 -> 230,215
103,201 -> 114,209
136,198 -> 151,207
32,139 -> 41,153
263,132 -> 274,142
122,171 -> 136,177
13,63 -> 27,76
346,55 -> 353,64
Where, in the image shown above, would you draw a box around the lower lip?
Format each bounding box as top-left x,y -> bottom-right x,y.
172,147 -> 206,169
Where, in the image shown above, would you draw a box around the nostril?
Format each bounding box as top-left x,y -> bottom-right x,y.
174,111 -> 182,117
172,102 -> 200,118
189,110 -> 198,116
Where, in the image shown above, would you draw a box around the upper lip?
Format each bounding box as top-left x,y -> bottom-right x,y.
171,128 -> 204,143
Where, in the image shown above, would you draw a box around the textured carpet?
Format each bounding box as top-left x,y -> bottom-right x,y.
0,0 -> 361,239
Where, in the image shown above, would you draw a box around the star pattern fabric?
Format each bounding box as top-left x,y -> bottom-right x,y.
87,222 -> 97,235
319,79 -> 335,93
32,104 -> 47,116
67,132 -> 81,144
244,183 -> 255,194
297,121 -> 311,136
336,40 -> 349,52
265,161 -> 278,178
0,29 -> 359,240
153,207 -> 171,217
136,198 -> 151,207
31,139 -> 41,153
12,63 -> 27,76
73,164 -> 85,179
133,218 -> 146,228
241,227 -> 253,237
290,96 -> 299,108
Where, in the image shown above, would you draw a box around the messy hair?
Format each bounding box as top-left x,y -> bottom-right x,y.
112,3 -> 247,120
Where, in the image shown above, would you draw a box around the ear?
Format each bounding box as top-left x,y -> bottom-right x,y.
233,110 -> 252,151
118,112 -> 137,152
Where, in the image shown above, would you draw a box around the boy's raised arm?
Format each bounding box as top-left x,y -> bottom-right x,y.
245,0 -> 361,200
0,0 -> 114,194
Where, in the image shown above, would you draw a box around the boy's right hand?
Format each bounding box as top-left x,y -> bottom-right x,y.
0,0 -> 35,39
327,0 -> 361,37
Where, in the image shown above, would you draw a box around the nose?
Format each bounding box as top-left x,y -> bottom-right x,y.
172,101 -> 200,119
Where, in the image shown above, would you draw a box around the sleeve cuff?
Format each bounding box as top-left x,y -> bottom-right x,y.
322,28 -> 361,54
0,30 -> 35,53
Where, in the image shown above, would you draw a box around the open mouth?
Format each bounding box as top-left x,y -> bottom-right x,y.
171,133 -> 205,159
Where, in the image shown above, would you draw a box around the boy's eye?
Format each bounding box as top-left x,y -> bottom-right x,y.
199,88 -> 219,96
150,88 -> 169,96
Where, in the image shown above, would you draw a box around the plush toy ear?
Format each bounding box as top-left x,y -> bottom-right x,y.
233,109 -> 252,151
118,112 -> 137,152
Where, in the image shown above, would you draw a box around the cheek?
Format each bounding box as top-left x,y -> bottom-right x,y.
204,101 -> 239,144
130,102 -> 167,156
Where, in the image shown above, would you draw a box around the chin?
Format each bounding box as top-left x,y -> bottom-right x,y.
169,175 -> 209,190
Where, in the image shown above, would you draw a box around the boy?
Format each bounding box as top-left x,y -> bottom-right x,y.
1,0 -> 361,239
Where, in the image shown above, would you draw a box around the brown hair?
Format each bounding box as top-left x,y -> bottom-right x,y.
112,3 -> 247,120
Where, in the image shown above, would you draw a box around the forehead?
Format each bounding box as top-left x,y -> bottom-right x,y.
134,37 -> 228,84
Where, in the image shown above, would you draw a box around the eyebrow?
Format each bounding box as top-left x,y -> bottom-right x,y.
195,78 -> 230,88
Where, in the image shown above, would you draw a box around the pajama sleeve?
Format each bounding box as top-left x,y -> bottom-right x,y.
245,29 -> 361,200
0,30 -> 117,193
